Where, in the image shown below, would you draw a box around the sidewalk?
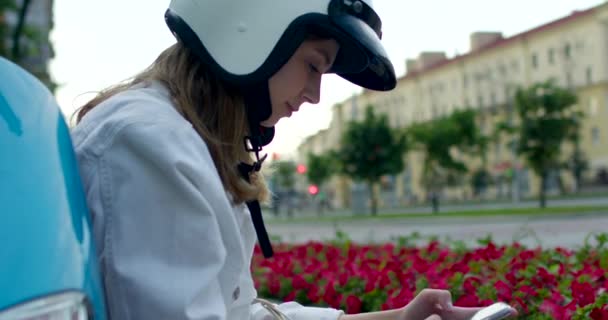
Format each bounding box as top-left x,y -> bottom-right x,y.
264,210 -> 608,249
265,196 -> 608,220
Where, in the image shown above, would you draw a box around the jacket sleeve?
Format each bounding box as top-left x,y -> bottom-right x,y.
250,301 -> 344,320
92,120 -> 233,320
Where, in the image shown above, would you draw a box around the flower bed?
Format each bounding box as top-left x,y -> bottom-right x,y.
251,234 -> 608,319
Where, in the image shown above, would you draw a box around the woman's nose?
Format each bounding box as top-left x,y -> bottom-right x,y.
302,76 -> 322,104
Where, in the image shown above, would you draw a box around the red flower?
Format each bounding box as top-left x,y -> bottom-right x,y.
364,279 -> 376,293
539,300 -> 565,319
284,291 -> 296,302
590,306 -> 608,320
291,275 -> 309,290
251,237 -> 608,317
537,267 -> 557,286
571,280 -> 595,307
269,278 -> 281,296
494,280 -> 512,301
345,295 -> 362,314
463,276 -> 481,294
306,286 -> 320,303
455,294 -> 479,307
518,285 -> 537,297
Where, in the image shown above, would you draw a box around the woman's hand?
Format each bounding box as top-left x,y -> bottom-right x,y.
396,289 -> 517,320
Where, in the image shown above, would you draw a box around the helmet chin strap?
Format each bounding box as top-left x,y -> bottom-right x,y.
237,81 -> 275,258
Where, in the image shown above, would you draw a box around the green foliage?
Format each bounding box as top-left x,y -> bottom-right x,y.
407,109 -> 487,202
336,106 -> 408,214
566,123 -> 589,192
0,0 -> 57,92
0,0 -> 17,57
512,80 -> 581,207
471,168 -> 492,197
306,152 -> 336,187
271,160 -> 297,190
338,106 -> 407,182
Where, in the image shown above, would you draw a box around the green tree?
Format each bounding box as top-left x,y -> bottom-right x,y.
11,0 -> 31,61
407,109 -> 487,213
270,160 -> 297,217
566,112 -> 589,193
271,160 -> 297,191
471,168 -> 492,198
0,1 -> 17,57
306,152 -> 335,188
510,80 -> 580,208
337,106 -> 407,215
306,152 -> 336,214
1,0 -> 56,91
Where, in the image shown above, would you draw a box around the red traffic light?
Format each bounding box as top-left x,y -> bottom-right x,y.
296,164 -> 307,174
308,185 -> 319,195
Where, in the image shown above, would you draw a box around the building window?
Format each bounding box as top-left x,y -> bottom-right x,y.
511,60 -> 519,72
564,43 -> 572,59
548,48 -> 555,64
531,54 -> 538,69
498,63 -> 507,76
477,95 -> 484,109
432,105 -> 439,118
590,97 -> 598,116
490,92 -> 497,107
566,72 -> 573,88
592,127 -> 600,146
586,67 -> 593,85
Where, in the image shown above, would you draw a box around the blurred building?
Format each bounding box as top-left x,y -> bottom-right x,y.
2,0 -> 54,87
299,2 -> 608,209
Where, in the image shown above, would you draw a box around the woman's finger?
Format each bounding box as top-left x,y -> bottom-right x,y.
419,289 -> 453,312
446,305 -> 519,320
446,306 -> 483,320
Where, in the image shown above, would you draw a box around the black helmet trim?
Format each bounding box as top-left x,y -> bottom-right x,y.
330,14 -> 396,90
328,0 -> 382,39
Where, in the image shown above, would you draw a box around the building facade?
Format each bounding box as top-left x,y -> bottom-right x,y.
299,3 -> 608,209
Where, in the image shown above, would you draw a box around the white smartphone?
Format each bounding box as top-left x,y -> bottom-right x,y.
470,302 -> 514,320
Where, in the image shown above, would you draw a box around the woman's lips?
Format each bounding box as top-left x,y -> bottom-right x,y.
286,103 -> 298,116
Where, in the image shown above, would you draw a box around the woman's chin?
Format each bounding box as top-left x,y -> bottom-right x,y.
260,119 -> 278,128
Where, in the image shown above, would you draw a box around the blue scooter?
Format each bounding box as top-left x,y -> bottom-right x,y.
0,56 -> 106,320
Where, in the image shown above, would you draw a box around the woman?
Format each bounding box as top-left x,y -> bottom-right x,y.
72,0 -> 516,319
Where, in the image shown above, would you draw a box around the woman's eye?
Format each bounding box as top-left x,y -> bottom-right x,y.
309,63 -> 320,73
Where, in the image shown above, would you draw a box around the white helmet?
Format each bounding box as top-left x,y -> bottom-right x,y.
165,0 -> 396,259
165,0 -> 396,152
165,0 -> 396,91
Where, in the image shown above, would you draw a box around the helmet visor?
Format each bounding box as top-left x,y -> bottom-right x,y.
328,0 -> 396,91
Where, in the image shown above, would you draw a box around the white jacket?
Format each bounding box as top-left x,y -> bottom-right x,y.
71,81 -> 343,320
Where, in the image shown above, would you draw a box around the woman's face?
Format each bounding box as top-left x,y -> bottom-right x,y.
261,38 -> 340,127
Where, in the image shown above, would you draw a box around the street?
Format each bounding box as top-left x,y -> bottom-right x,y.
266,211 -> 608,249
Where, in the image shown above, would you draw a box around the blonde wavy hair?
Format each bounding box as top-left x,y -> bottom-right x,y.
75,43 -> 269,204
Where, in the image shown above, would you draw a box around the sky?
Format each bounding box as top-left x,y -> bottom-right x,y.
50,0 -> 605,159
